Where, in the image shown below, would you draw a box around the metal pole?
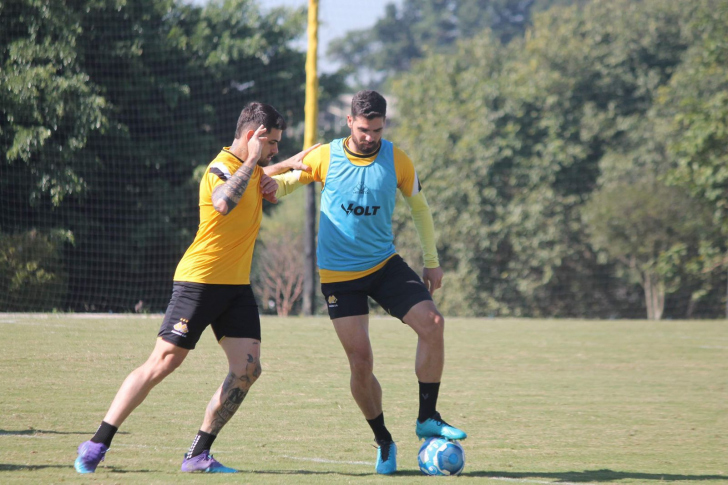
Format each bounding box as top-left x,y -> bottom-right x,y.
302,0 -> 319,315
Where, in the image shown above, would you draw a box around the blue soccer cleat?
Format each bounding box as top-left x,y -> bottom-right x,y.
180,451 -> 237,473
74,440 -> 109,473
375,440 -> 397,475
416,412 -> 467,441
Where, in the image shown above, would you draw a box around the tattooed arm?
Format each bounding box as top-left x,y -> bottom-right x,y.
211,125 -> 267,216
211,165 -> 256,215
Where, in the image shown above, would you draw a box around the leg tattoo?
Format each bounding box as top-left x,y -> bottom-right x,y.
208,354 -> 261,434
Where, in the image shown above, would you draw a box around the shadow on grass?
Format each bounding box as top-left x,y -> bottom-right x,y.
0,464 -> 151,473
0,464 -> 71,471
251,469 -> 424,477
464,469 -> 727,482
0,429 -> 129,436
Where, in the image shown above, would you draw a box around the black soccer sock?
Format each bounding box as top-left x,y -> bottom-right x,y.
91,421 -> 118,448
186,430 -> 217,459
418,381 -> 441,423
367,413 -> 393,444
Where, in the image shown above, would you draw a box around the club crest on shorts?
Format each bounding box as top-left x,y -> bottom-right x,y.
172,318 -> 189,337
327,295 -> 338,307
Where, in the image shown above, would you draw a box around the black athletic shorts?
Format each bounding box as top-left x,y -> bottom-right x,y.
157,282 -> 261,350
320,255 -> 433,321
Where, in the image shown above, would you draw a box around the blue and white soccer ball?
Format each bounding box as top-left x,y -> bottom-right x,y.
418,437 -> 465,476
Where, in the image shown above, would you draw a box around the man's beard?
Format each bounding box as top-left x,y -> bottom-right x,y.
351,138 -> 379,155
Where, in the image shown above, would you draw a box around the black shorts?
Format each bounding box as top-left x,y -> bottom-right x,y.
158,282 -> 260,350
320,255 -> 433,321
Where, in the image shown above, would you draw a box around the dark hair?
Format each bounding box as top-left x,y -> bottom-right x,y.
235,102 -> 287,139
351,90 -> 387,119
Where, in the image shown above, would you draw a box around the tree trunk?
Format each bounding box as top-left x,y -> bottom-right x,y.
302,183 -> 317,315
642,272 -> 665,320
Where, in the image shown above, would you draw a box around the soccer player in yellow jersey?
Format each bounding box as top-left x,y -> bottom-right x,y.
74,103 -> 317,474
273,91 -> 467,474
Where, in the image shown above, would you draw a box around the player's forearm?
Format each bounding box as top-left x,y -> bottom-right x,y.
404,192 -> 440,268
272,170 -> 306,199
263,159 -> 296,177
212,164 -> 255,215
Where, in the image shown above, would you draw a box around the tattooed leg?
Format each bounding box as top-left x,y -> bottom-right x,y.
201,351 -> 262,435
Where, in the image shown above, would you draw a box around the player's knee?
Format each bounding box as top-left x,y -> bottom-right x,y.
249,359 -> 262,384
230,357 -> 262,386
145,352 -> 184,381
348,352 -> 374,377
419,312 -> 445,342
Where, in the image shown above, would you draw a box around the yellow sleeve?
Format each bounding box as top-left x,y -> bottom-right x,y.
272,144 -> 331,199
403,191 -> 440,268
393,146 -> 420,197
272,170 -> 306,199
303,144 -> 330,184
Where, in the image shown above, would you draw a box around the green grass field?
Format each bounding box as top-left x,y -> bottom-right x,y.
1,314 -> 726,484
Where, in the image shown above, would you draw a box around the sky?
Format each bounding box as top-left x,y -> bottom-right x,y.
191,0 -> 401,73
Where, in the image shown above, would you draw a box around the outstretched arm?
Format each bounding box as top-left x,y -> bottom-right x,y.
263,143 -> 321,177
270,143 -> 325,200
272,170 -> 309,199
404,191 -> 443,295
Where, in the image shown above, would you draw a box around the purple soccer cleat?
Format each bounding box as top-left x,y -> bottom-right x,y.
74,441 -> 109,473
181,451 -> 237,473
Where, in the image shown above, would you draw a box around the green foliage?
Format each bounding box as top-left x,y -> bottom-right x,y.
583,175 -> 714,319
0,0 -> 108,206
0,0 -> 314,311
327,0 -> 583,88
660,0 -> 728,234
391,0 -> 718,317
0,229 -> 72,310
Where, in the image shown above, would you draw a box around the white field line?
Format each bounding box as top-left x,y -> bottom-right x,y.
0,320 -> 68,327
279,455 -> 374,466
0,313 -> 161,320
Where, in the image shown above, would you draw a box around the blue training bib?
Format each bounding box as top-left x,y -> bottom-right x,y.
317,138 -> 398,272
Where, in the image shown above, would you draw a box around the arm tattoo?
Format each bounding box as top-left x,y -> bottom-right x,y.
212,164 -> 254,214
208,353 -> 261,434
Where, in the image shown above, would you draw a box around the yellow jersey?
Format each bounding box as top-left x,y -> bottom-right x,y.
174,148 -> 263,285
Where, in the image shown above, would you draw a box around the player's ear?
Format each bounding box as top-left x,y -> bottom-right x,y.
245,129 -> 255,141
346,115 -> 353,129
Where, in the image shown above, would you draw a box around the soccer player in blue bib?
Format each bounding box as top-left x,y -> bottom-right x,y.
274,90 -> 467,474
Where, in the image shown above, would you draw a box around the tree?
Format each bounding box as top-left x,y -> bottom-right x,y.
390,0 -> 701,317
583,174 -> 714,320
1,0 -> 311,311
326,0 -> 582,88
658,0 -> 728,315
256,233 -> 305,316
0,0 -> 108,309
0,1 -> 108,208
253,189 -> 317,316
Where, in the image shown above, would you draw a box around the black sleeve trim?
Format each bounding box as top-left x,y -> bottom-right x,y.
210,167 -> 228,181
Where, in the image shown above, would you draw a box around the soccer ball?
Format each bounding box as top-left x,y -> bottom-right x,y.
418,437 -> 465,476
